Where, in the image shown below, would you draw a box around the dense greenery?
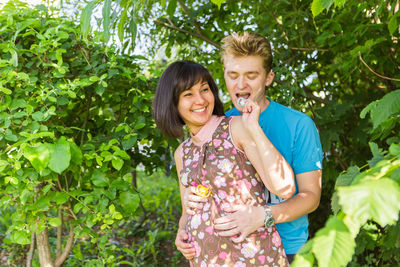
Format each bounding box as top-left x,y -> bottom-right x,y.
0,1 -> 174,266
0,0 -> 399,266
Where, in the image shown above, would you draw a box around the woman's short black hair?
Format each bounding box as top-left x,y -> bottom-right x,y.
153,60 -> 225,138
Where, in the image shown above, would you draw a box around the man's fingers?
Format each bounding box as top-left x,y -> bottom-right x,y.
232,232 -> 247,243
213,220 -> 237,231
215,228 -> 241,237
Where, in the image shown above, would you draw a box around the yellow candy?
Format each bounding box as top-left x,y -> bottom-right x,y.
195,184 -> 211,197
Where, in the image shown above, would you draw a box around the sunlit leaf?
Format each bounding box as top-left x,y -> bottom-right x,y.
338,179 -> 400,226
23,143 -> 51,172
81,0 -> 97,39
312,216 -> 355,267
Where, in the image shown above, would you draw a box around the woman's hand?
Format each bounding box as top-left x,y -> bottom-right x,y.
175,228 -> 195,260
183,186 -> 208,215
241,99 -> 261,133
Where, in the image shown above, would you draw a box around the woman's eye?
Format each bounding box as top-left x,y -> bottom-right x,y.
202,88 -> 209,92
183,92 -> 192,97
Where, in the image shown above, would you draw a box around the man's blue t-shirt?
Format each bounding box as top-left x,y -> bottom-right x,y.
226,98 -> 323,254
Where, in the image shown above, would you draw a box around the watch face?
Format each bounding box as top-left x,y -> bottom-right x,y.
264,207 -> 274,228
265,217 -> 274,228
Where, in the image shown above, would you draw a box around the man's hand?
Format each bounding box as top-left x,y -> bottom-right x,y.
213,204 -> 265,243
175,228 -> 195,260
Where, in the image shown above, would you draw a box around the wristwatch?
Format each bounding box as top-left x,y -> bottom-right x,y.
264,206 -> 274,228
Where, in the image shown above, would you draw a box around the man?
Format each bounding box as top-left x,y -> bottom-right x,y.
175,32 -> 323,263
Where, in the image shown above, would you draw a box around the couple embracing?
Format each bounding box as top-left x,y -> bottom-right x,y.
153,32 -> 323,266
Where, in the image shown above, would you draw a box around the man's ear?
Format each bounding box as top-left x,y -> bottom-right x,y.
265,72 -> 275,86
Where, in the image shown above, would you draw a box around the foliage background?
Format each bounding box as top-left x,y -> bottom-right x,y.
0,0 -> 399,266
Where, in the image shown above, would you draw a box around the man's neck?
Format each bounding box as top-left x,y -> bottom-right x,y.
259,98 -> 270,113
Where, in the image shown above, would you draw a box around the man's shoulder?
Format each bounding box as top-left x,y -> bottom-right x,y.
225,107 -> 240,117
269,100 -> 309,120
264,100 -> 313,127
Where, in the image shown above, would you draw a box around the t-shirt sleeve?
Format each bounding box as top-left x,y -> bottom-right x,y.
292,115 -> 323,174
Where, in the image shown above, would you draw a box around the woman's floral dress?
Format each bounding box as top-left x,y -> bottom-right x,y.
179,116 -> 288,267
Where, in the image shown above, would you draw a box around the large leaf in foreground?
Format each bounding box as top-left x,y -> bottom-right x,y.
338,178 -> 400,226
312,216 -> 355,267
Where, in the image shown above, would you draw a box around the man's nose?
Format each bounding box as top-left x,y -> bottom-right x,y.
238,76 -> 246,89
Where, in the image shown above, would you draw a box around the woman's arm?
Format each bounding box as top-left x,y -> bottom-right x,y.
174,145 -> 196,259
231,100 -> 295,199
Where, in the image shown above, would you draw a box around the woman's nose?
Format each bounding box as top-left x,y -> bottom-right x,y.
194,93 -> 206,104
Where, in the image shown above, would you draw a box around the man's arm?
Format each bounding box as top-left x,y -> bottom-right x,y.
213,169 -> 321,242
270,169 -> 321,223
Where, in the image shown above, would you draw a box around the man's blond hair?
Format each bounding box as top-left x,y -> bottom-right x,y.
221,32 -> 273,73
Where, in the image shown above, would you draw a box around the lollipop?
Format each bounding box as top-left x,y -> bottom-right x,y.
195,184 -> 211,198
237,97 -> 248,107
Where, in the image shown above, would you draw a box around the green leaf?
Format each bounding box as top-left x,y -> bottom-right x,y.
9,48 -> 18,67
388,14 -> 399,36
55,192 -> 69,205
102,0 -> 111,42
335,166 -> 359,187
291,240 -> 314,267
23,143 -> 51,172
35,195 -> 50,211
32,111 -> 44,121
69,140 -> 83,164
312,216 -> 355,267
49,217 -> 62,227
311,0 -> 334,17
119,190 -> 140,214
112,156 -> 124,170
81,0 -> 97,39
12,231 -> 31,245
122,134 -> 137,150
5,129 -> 17,142
20,189 -> 33,205
118,8 -> 128,42
338,178 -> 400,226
0,160 -> 9,172
363,90 -> 400,129
167,0 -> 177,18
48,137 -> 71,174
210,0 -> 226,9
389,143 -> 400,156
91,169 -> 109,187
368,142 -> 385,167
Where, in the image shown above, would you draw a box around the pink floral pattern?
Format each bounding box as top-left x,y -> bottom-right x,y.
180,117 -> 288,266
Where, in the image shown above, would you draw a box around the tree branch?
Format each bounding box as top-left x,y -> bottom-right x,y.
290,47 -> 329,52
359,51 -> 400,81
177,0 -> 207,38
56,208 -> 63,258
54,224 -> 75,267
26,232 -> 35,267
153,18 -> 220,48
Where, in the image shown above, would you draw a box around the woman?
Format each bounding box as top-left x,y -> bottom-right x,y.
153,61 -> 294,266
